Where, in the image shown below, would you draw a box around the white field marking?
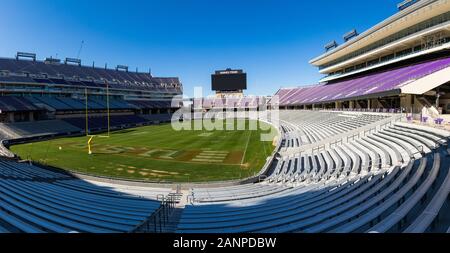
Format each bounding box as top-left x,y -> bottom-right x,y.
191,159 -> 223,163
197,154 -> 227,157
191,150 -> 229,163
202,151 -> 229,154
192,157 -> 224,161
199,152 -> 228,155
139,149 -> 161,157
98,146 -> 136,154
196,156 -> 227,160
262,137 -> 268,157
160,151 -> 179,160
241,130 -> 252,165
198,152 -> 228,157
197,154 -> 228,157
130,131 -> 149,135
198,133 -> 213,137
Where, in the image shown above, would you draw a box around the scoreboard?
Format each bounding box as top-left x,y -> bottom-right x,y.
212,69 -> 247,91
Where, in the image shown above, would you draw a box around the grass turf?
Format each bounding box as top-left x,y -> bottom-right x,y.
10,120 -> 277,183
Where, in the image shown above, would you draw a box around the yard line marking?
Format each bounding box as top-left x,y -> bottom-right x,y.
191,150 -> 229,163
195,155 -> 225,161
202,151 -> 229,154
241,130 -> 252,165
198,153 -> 228,156
198,154 -> 228,157
191,159 -> 223,163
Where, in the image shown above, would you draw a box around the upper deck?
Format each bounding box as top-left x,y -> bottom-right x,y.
310,0 -> 450,80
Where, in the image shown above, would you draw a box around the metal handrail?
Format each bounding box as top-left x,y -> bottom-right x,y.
404,145 -> 424,160
435,137 -> 450,149
132,193 -> 177,233
347,133 -> 359,142
258,174 -> 268,182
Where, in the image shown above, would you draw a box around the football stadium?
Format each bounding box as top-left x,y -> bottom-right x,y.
1,0 -> 450,238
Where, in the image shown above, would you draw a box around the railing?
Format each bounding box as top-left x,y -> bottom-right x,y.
347,133 -> 359,142
330,139 -> 343,148
186,193 -> 195,205
363,128 -> 377,136
291,114 -> 407,170
132,194 -> 177,233
312,145 -> 325,154
375,157 -> 383,170
280,112 -> 403,156
409,145 -> 425,159
434,137 -> 450,149
320,108 -> 403,114
258,174 -> 268,182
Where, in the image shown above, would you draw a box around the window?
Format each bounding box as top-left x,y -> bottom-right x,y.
319,11 -> 450,70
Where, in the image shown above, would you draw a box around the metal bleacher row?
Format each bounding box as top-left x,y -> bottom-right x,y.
279,110 -> 390,148
0,96 -> 173,112
0,114 -> 173,139
177,110 -> 450,233
202,97 -> 263,109
0,159 -> 169,233
1,110 -> 450,233
276,56 -> 450,107
0,57 -> 181,94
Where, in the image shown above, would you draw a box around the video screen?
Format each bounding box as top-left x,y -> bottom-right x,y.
212,73 -> 247,91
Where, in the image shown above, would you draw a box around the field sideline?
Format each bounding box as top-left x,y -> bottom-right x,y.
10,120 -> 277,183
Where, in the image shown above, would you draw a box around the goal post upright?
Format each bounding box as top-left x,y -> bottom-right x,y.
85,83 -> 112,154
106,82 -> 110,137
85,87 -> 89,136
88,135 -> 94,155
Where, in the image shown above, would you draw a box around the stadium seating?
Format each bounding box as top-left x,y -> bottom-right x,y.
127,100 -> 173,109
201,97 -> 262,110
62,115 -> 151,131
1,120 -> 82,137
0,160 -> 163,233
0,58 -> 181,93
278,111 -> 391,151
176,111 -> 450,233
1,109 -> 450,233
139,114 -> 172,122
26,96 -> 143,111
276,57 -> 450,107
25,97 -> 75,111
0,97 -> 41,112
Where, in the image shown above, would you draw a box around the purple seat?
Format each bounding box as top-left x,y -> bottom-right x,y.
276,57 -> 450,106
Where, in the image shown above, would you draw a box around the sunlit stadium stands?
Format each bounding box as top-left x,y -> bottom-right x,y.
170,109 -> 450,233
276,57 -> 450,107
0,160 -> 163,233
278,111 -> 390,149
3,0 -> 450,235
201,97 -> 262,110
0,57 -> 181,93
176,111 -> 450,233
1,108 -> 450,233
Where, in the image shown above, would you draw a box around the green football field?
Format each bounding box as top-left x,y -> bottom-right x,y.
10,120 -> 277,183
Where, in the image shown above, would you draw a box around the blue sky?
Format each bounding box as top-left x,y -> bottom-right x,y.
0,0 -> 399,97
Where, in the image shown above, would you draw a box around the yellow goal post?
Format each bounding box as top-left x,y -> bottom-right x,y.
85,83 -> 112,155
